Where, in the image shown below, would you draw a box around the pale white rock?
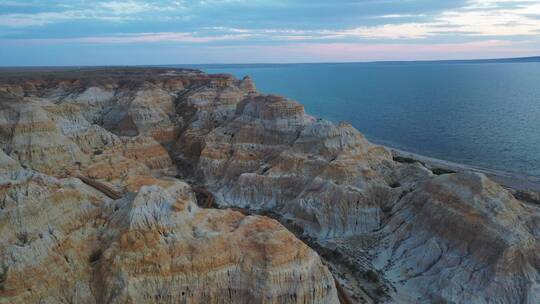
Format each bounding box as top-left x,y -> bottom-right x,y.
372,173 -> 540,303
99,179 -> 339,304
1,69 -> 539,304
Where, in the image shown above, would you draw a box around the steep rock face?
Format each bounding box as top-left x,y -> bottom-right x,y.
1,68 -> 539,303
0,89 -> 175,189
100,84 -> 177,143
373,173 -> 540,303
191,94 -> 396,238
99,179 -> 338,304
0,167 -> 110,304
81,135 -> 175,191
169,70 -> 540,303
0,94 -> 88,174
0,69 -> 340,304
0,148 -> 20,172
0,169 -> 338,303
174,75 -> 257,174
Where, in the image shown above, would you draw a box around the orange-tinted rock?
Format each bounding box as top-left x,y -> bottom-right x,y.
0,69 -> 340,304
2,68 -> 540,304
0,170 -> 339,303
99,179 -> 339,303
373,173 -> 540,303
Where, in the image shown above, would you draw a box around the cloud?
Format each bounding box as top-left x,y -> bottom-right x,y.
97,1 -> 184,14
98,1 -> 154,15
185,3 -> 540,42
0,1 -> 186,27
2,0 -> 539,41
308,0 -> 540,40
378,14 -> 427,19
1,0 -> 540,64
204,39 -> 535,63
0,12 -> 71,27
332,23 -> 434,39
3,31 -> 251,44
435,1 -> 540,36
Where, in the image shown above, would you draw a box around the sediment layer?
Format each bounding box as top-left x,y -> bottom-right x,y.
0,68 -> 538,304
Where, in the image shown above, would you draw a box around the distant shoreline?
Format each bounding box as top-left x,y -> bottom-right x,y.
180,55 -> 540,69
385,145 -> 540,193
2,55 -> 539,69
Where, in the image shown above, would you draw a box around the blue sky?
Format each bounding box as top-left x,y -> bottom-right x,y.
1,0 -> 540,65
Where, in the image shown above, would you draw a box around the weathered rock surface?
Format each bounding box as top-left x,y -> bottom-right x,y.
0,69 -> 339,304
168,69 -> 540,303
0,165 -> 110,303
0,167 -> 338,303
0,67 -> 539,303
100,178 -> 338,304
372,172 -> 540,303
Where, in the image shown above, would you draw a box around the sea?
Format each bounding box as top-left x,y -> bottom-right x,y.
181,61 -> 540,177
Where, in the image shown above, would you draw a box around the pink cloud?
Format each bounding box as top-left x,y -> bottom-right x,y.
207,40 -> 537,62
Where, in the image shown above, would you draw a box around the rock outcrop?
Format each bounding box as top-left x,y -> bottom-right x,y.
371,172 -> 540,303
100,179 -> 338,304
0,165 -> 110,303
0,167 -> 338,303
0,67 -> 539,303
0,69 -> 339,304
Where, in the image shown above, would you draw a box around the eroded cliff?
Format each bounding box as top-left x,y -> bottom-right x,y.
0,68 -> 539,303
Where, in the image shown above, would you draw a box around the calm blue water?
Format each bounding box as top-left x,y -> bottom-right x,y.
195,62 -> 540,177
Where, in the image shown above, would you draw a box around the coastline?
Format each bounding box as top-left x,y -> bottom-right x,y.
385,145 -> 540,193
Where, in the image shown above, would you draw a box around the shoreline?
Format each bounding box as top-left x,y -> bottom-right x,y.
385,145 -> 540,193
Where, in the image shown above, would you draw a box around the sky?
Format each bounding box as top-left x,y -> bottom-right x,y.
1,0 -> 540,66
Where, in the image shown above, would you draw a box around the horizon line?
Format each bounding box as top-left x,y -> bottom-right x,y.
1,55 -> 539,69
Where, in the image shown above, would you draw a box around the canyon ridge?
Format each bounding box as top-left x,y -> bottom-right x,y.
0,68 -> 539,304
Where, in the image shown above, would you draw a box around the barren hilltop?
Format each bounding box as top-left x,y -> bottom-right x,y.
0,68 -> 539,303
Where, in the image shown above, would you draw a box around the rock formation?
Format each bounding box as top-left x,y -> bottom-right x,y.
372,172 -> 540,303
100,178 -> 337,304
0,67 -> 539,303
0,164 -> 337,303
0,70 -> 339,304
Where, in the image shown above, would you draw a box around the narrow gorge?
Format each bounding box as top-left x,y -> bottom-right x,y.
0,68 -> 539,304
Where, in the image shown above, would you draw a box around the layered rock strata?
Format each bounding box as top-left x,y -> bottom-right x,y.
0,69 -> 339,304
0,157 -> 338,303
0,68 -> 539,303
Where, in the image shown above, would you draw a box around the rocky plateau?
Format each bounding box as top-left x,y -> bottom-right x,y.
0,67 -> 538,303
